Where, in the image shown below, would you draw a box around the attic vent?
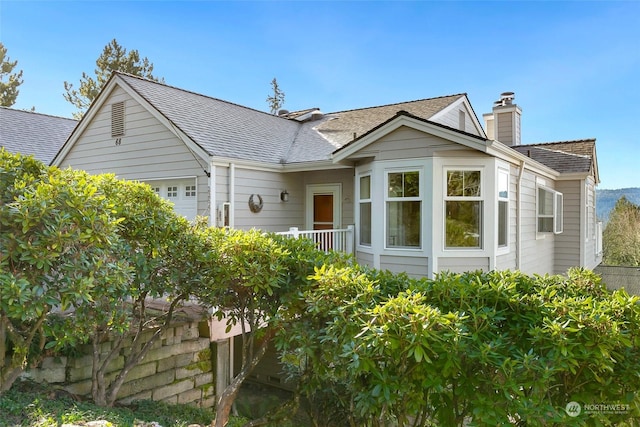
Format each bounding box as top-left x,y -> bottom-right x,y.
111,101 -> 125,137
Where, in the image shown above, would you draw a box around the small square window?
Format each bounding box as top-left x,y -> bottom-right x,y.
185,185 -> 196,197
167,186 -> 178,198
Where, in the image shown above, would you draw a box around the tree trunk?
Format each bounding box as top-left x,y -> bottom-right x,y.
214,329 -> 274,427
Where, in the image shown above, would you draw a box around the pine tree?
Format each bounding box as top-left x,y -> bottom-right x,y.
63,39 -> 162,118
0,42 -> 24,107
266,77 -> 285,114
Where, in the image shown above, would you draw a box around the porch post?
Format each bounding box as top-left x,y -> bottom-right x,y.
346,225 -> 355,254
215,338 -> 230,403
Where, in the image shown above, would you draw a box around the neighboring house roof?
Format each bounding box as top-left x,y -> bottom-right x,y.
0,107 -> 77,164
513,139 -> 598,181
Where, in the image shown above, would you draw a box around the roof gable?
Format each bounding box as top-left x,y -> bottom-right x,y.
332,110 -> 489,162
0,107 -> 77,164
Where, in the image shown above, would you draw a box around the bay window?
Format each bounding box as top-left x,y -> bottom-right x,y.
359,174 -> 372,246
386,170 -> 421,248
445,169 -> 482,249
498,169 -> 509,248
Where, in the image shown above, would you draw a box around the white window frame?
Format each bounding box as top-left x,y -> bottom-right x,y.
537,186 -> 563,234
358,173 -> 372,247
497,168 -> 510,250
384,168 -> 423,250
444,167 -> 484,250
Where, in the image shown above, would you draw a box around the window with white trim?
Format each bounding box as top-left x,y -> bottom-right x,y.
445,169 -> 482,249
359,174 -> 372,246
537,186 -> 563,234
167,186 -> 178,198
498,169 -> 509,248
386,170 -> 421,248
185,185 -> 196,197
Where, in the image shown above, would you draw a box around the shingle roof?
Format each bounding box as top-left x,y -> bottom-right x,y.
512,139 -> 596,175
0,107 -> 77,164
118,73 -> 301,164
316,95 -> 465,148
117,73 -> 464,165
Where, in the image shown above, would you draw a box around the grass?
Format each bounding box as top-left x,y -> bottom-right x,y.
0,381 -> 249,427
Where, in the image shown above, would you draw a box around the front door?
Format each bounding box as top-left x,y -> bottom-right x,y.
306,184 -> 342,250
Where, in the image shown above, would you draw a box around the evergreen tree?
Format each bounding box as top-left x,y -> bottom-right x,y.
63,39 -> 162,118
603,196 -> 640,266
0,42 -> 24,107
266,77 -> 285,114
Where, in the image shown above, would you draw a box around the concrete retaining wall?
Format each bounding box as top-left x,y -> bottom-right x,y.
22,320 -> 215,407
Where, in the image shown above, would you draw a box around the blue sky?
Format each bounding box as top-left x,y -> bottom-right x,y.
1,1 -> 638,189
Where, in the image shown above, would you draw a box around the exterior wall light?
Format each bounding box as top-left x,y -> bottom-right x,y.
280,190 -> 289,202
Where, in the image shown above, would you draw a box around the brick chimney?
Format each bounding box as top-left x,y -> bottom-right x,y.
483,92 -> 522,146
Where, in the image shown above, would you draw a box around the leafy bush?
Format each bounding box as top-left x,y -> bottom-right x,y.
280,267 -> 640,426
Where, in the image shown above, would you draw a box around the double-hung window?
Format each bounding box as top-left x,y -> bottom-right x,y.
537,186 -> 563,234
498,169 -> 509,248
359,174 -> 372,246
445,169 -> 482,249
386,170 -> 421,248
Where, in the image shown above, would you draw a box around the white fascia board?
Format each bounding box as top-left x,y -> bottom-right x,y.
332,115 -> 489,163
486,140 -> 559,180
556,172 -> 589,181
210,157 -> 351,173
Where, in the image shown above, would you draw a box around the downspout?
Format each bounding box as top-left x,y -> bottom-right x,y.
229,163 -> 235,228
516,160 -> 525,270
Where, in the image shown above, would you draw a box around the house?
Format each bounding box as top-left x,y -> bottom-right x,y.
52,72 -> 602,279
0,106 -> 77,164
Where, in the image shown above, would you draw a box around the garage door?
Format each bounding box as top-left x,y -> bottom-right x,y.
146,178 -> 197,220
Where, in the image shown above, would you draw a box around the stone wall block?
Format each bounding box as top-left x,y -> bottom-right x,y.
153,378 -> 194,401
117,370 -> 175,399
178,387 -> 203,405
123,361 -> 157,382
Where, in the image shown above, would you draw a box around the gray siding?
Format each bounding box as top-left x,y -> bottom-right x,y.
226,167 -> 353,233
359,127 -> 471,161
60,87 -> 210,217
356,251 -> 374,269
555,180 -> 581,273
380,255 -> 429,278
433,104 -> 482,136
230,167 -> 304,232
518,169 -> 554,275
438,257 -> 489,273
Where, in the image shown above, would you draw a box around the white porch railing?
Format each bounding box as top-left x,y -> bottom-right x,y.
276,225 -> 355,254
